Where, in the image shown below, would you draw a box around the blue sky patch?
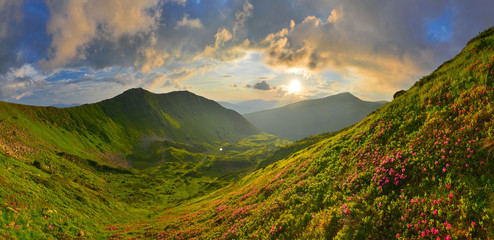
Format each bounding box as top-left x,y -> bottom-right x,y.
426,9 -> 453,42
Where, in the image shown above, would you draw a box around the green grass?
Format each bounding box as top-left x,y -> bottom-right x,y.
256,131 -> 340,170
2,25 -> 494,240
0,89 -> 289,238
103,27 -> 494,239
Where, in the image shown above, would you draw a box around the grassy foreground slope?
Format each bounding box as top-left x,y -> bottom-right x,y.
116,28 -> 494,239
0,89 -> 287,239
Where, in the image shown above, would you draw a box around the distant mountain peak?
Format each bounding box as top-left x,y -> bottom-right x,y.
245,92 -> 386,140
327,92 -> 360,100
97,88 -> 260,143
122,87 -> 149,94
336,91 -> 353,96
116,88 -> 152,100
116,89 -> 200,102
165,90 -> 197,97
121,88 -> 195,96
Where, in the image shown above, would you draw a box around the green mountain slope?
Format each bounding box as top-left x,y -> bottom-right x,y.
256,131 -> 341,170
113,27 -> 494,239
244,92 -> 386,141
98,88 -> 258,145
0,89 -> 287,239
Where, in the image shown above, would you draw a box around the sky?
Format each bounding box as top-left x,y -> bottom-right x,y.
1,0 -> 494,106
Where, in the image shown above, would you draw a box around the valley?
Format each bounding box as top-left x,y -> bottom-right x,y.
0,89 -> 288,238
0,20 -> 494,240
101,27 -> 494,239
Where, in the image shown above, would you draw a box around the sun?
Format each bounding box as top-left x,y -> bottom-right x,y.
287,80 -> 302,94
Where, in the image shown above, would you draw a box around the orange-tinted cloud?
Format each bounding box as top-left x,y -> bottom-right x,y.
258,12 -> 436,95
39,0 -> 162,71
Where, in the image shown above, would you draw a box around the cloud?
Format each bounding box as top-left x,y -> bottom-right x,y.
108,70 -> 191,90
201,27 -> 246,61
0,64 -> 47,100
4,0 -> 494,105
123,62 -> 211,91
135,33 -> 169,72
176,14 -> 203,29
202,28 -> 232,57
38,0 -> 163,71
0,0 -> 24,74
258,4 -> 443,93
275,87 -> 288,97
165,0 -> 187,6
238,0 -> 494,99
162,77 -> 189,90
215,28 -> 233,47
167,68 -> 196,81
136,47 -> 169,73
0,0 -> 23,39
196,0 -> 256,63
327,8 -> 342,23
246,80 -> 273,90
168,61 -> 213,80
233,0 -> 253,40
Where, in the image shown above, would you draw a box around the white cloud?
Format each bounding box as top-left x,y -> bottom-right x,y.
0,64 -> 47,100
176,14 -> 203,29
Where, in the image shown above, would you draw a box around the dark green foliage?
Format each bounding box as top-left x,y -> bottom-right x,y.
393,90 -> 406,99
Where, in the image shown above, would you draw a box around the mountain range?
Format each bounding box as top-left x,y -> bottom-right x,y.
244,92 -> 387,140
1,27 -> 494,239
101,27 -> 494,239
219,99 -> 280,114
0,87 -> 287,238
98,88 -> 258,145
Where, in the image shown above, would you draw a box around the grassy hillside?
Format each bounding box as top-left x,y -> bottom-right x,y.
111,27 -> 494,239
244,92 -> 386,141
256,131 -> 340,170
0,89 -> 288,239
98,88 -> 259,145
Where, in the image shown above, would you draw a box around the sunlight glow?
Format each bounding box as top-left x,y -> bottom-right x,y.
288,80 -> 302,94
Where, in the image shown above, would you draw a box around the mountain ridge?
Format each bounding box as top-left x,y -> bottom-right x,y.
244,92 -> 387,140
109,26 -> 494,239
96,88 -> 259,145
2,25 -> 494,240
0,87 -> 288,238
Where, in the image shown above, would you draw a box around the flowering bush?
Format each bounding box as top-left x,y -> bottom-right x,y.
107,27 -> 494,239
